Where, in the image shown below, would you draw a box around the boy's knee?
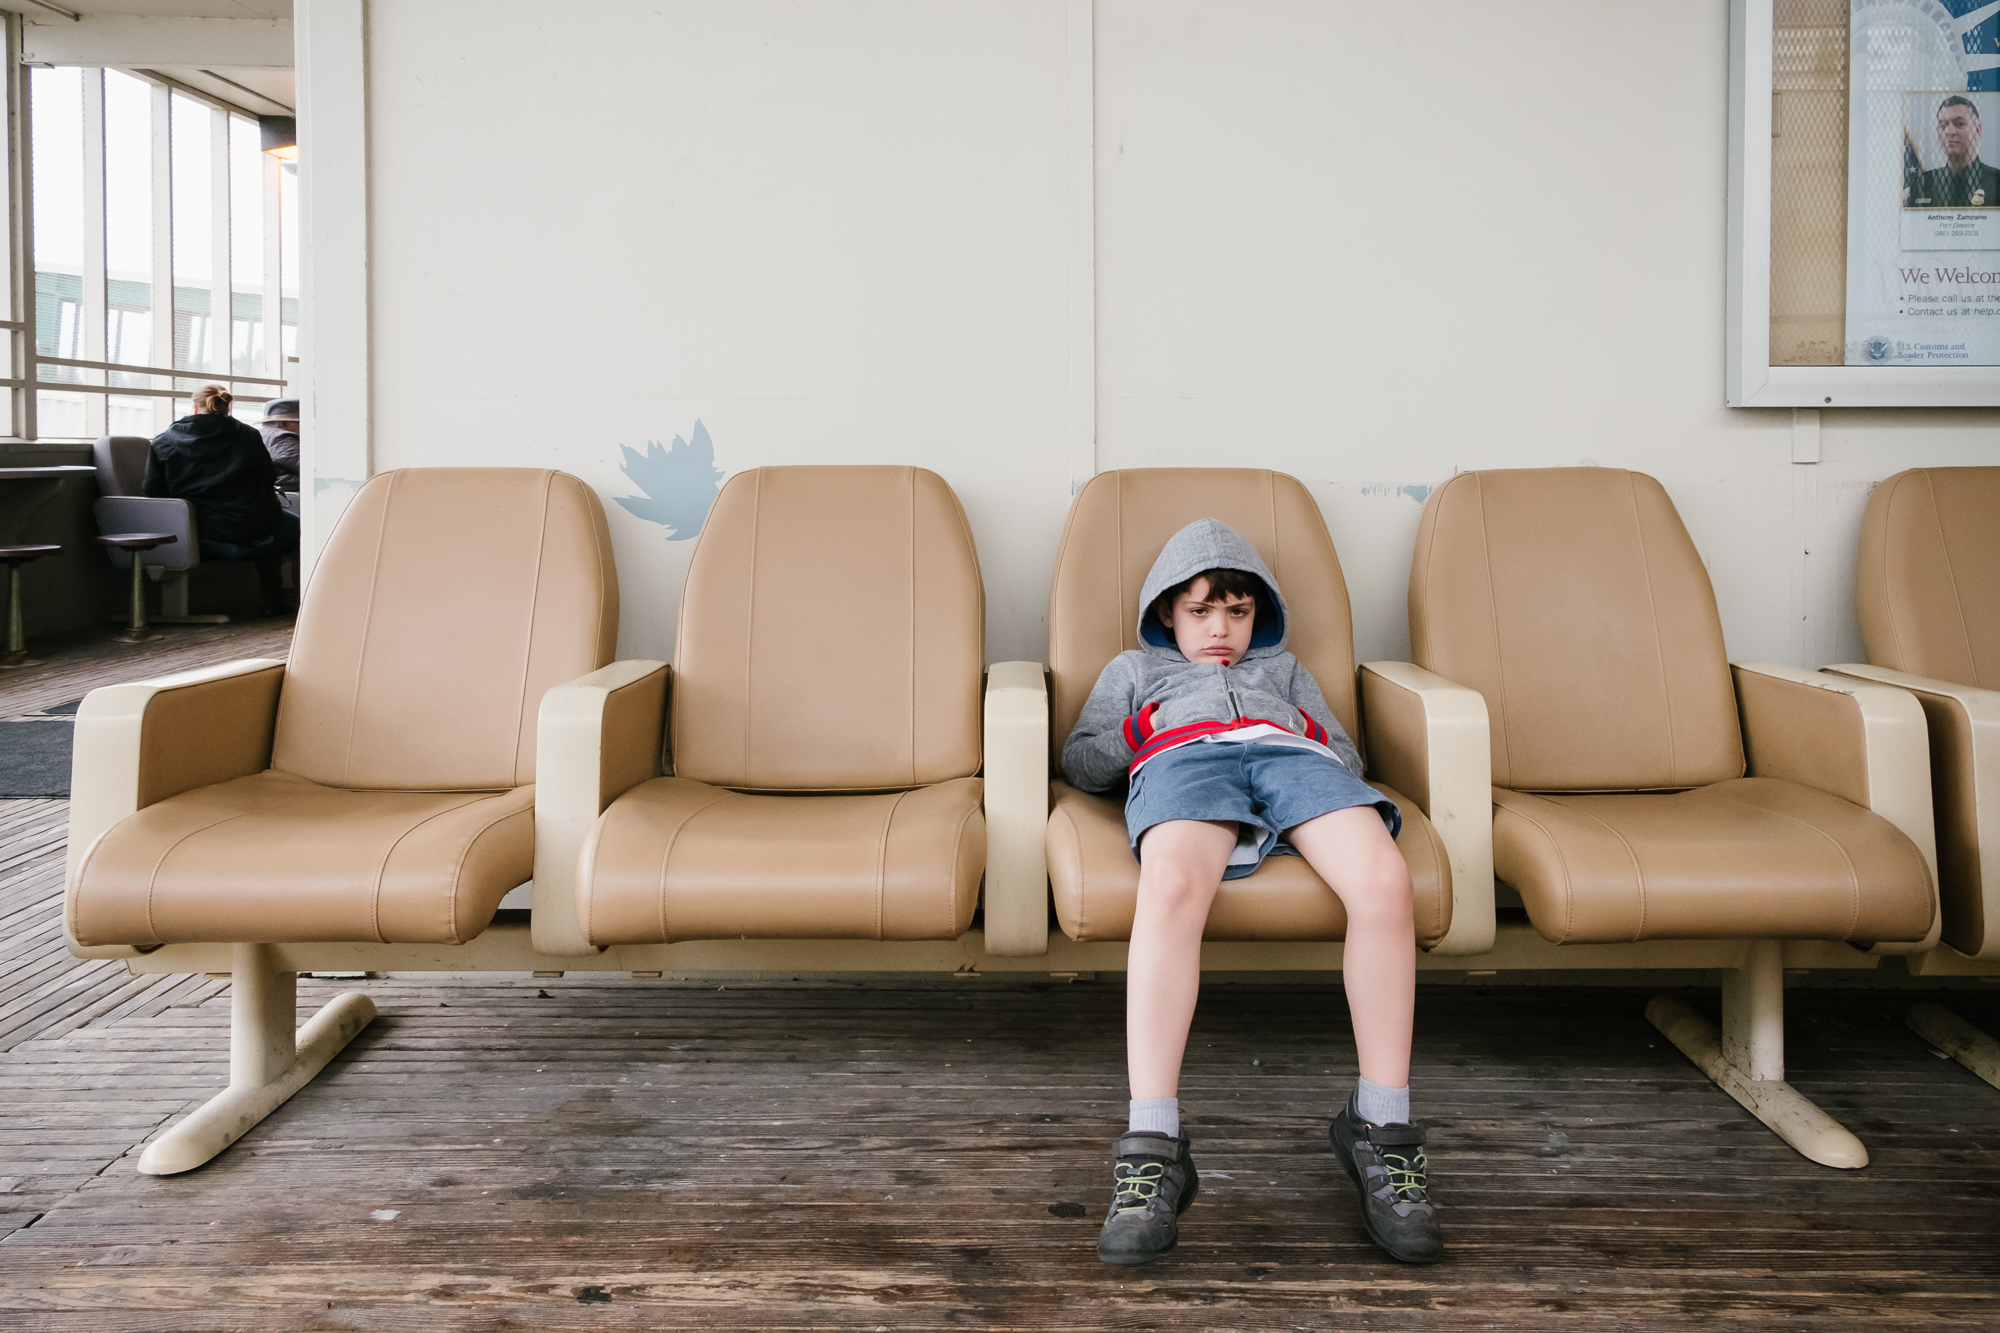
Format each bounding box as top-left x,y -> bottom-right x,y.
1138,858 -> 1215,909
1136,835 -> 1227,911
1344,852 -> 1414,923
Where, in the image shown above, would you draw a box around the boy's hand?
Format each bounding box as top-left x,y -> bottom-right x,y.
1121,701 -> 1161,750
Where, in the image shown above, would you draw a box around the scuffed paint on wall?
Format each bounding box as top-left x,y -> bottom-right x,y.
1356,483 -> 1434,504
613,421 -> 725,540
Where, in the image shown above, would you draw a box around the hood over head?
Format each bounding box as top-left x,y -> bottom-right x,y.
1137,518 -> 1289,659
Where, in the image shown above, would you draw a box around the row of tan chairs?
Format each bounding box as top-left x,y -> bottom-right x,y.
61,463 -> 1999,1179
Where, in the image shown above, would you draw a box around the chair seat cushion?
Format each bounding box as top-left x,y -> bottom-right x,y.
70,770 -> 534,946
1493,777 -> 1936,946
579,776 -> 985,945
1044,779 -> 1452,946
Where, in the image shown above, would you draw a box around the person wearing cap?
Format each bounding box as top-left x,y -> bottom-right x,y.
259,397 -> 301,491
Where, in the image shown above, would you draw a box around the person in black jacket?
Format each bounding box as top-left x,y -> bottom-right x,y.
146,384 -> 299,615
258,397 -> 301,491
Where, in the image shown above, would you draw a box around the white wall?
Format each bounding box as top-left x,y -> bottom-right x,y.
362,0 -> 1079,664
331,0 -> 2000,671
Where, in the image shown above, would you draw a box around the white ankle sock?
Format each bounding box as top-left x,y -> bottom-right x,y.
1354,1076 -> 1410,1126
1128,1097 -> 1180,1137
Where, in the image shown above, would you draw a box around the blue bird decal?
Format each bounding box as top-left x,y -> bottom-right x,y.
614,420 -> 724,541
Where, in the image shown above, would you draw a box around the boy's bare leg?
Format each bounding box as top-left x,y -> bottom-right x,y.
1285,807 -> 1415,1089
1126,818 -> 1238,1100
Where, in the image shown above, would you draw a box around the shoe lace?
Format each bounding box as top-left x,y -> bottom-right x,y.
1377,1145 -> 1429,1204
1111,1160 -> 1167,1214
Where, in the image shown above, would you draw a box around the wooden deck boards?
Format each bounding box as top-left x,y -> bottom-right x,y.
3,616 -> 1999,1327
0,615 -> 296,721
0,977 -> 1996,1329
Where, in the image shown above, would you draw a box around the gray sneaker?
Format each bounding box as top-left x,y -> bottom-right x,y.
1328,1100 -> 1443,1263
1096,1131 -> 1199,1265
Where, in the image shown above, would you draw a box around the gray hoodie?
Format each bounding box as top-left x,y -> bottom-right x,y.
1060,518 -> 1362,792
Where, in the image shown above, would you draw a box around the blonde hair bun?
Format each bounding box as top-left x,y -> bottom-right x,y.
191,383 -> 234,414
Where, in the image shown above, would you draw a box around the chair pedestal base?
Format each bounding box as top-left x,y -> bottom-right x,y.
106,570 -> 228,626
1645,940 -> 1868,1170
1906,1003 -> 2000,1090
138,944 -> 376,1176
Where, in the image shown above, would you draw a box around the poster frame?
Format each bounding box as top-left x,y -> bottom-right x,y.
1727,0 -> 2000,406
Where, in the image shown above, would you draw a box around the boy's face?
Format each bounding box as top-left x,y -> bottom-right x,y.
1161,577 -> 1256,666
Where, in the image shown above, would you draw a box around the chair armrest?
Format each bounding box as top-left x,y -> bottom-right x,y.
1732,661 -> 1941,953
532,660 -> 668,956
65,658 -> 286,958
1358,661 -> 1495,956
1822,663 -> 2000,960
982,661 -> 1050,957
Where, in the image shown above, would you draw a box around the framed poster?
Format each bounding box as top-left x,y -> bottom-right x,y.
1728,0 -> 2000,404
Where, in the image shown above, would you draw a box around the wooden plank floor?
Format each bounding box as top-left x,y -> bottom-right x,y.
3,615 -> 2000,1328
0,613 -> 296,720
0,978 -> 1996,1329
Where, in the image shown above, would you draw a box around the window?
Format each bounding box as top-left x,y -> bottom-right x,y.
8,48 -> 295,441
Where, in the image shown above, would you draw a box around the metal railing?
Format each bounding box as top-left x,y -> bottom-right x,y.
7,348 -> 292,398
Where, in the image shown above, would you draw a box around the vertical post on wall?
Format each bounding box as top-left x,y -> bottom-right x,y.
81,67 -> 106,439
260,150 -> 282,387
208,105 -> 230,387
149,80 -> 173,433
1790,407 -> 1823,665
1066,0 -> 1094,496
7,15 -> 37,442
294,0 -> 372,574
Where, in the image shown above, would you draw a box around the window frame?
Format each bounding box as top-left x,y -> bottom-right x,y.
0,11 -> 295,442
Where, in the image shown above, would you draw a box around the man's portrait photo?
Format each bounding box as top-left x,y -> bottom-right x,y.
1905,93 -> 2000,208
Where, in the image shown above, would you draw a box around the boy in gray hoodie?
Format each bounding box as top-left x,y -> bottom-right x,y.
1065,519 -> 1441,1267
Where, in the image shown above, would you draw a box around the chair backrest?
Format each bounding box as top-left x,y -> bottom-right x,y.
1855,466 -> 2000,691
1409,467 -> 1743,792
272,468 -> 618,790
93,436 -> 150,496
671,465 -> 985,792
1048,469 -> 1358,758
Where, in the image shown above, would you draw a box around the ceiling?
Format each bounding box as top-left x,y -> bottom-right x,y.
143,65 -> 292,113
16,2 -> 289,18
14,1 -> 294,112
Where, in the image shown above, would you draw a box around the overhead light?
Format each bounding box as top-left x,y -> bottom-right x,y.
260,115 -> 297,162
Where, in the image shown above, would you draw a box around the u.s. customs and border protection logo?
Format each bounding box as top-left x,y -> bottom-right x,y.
1976,189 -> 1988,206
1864,336 -> 1894,362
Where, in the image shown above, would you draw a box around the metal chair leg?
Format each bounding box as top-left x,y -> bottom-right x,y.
1,563 -> 29,667
116,555 -> 163,644
138,943 -> 377,1176
1647,940 -> 1868,1169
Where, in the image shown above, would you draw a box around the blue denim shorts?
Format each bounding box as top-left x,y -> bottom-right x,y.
1125,741 -> 1401,880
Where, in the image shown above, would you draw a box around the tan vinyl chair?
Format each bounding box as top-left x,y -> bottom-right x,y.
1410,467 -> 1939,1167
1825,466 -> 2000,1089
1043,469 -> 1494,958
533,466 -> 1050,962
65,468 -> 618,1175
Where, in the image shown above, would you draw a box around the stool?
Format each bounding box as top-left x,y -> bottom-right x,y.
0,544 -> 60,668
96,533 -> 178,644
